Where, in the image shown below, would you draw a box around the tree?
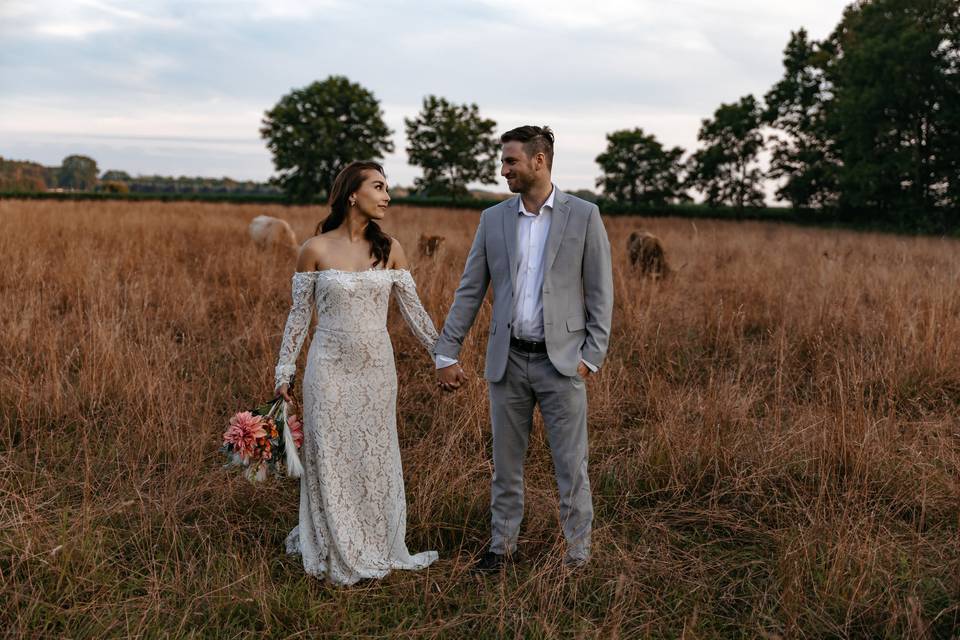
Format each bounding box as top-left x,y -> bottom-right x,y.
942,5 -> 960,210
686,96 -> 765,208
260,76 -> 394,202
101,170 -> 131,182
595,128 -> 688,206
0,157 -> 49,191
404,96 -> 498,198
763,29 -> 839,209
59,155 -> 99,191
822,0 -> 960,217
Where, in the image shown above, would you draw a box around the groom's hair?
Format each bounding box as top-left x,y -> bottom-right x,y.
500,125 -> 554,170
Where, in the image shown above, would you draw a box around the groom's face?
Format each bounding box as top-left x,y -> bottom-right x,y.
500,141 -> 538,194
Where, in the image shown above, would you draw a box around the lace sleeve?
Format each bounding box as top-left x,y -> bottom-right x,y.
274,272 -> 316,389
393,270 -> 439,357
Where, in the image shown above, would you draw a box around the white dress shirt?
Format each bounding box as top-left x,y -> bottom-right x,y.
513,186 -> 553,341
436,185 -> 596,372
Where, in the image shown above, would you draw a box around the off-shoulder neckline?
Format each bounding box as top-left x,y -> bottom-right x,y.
293,268 -> 411,276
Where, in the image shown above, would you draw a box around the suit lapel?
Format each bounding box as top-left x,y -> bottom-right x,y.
502,196 -> 520,291
544,190 -> 570,272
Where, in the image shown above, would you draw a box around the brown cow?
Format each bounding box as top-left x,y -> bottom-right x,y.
418,234 -> 445,257
627,231 -> 669,278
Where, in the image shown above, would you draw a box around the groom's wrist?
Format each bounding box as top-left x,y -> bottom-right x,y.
435,354 -> 459,369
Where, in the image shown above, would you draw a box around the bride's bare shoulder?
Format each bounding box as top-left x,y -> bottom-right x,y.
386,237 -> 409,270
296,235 -> 329,272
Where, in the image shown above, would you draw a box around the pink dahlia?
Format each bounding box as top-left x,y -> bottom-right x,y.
287,414 -> 304,448
223,411 -> 267,461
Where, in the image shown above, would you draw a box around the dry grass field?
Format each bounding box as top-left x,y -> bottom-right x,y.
2,198 -> 959,638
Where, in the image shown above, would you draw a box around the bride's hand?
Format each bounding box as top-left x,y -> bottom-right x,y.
275,383 -> 294,404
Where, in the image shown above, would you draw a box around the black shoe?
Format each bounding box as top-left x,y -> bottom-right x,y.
472,551 -> 510,573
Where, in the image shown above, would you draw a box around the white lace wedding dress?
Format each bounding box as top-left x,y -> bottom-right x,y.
274,268 -> 439,586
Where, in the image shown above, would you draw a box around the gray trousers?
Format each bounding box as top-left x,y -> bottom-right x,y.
488,347 -> 593,561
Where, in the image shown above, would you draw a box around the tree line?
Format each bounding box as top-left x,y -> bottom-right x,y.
0,155 -> 106,192
261,0 -> 959,228
0,157 -> 281,196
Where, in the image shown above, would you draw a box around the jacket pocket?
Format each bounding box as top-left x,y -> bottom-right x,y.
566,316 -> 586,332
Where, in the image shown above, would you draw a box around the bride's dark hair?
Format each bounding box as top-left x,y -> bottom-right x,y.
317,161 -> 392,268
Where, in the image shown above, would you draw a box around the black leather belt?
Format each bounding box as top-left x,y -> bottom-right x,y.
510,336 -> 547,353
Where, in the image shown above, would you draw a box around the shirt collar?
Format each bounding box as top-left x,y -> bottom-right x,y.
518,184 -> 556,217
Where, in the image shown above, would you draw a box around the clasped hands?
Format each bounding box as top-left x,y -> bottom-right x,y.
436,361 -> 592,393
437,363 -> 467,392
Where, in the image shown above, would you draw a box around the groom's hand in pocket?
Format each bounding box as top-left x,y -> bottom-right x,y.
437,363 -> 466,392
577,361 -> 592,379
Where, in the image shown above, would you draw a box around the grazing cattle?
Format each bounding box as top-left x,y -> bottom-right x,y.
627,231 -> 669,278
248,215 -> 297,250
418,234 -> 445,257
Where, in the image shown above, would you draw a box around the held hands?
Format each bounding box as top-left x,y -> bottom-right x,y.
275,383 -> 294,404
437,363 -> 467,392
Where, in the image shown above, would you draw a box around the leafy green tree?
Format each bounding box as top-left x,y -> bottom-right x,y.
595,128 -> 688,206
822,0 -> 960,216
404,96 -> 498,198
686,96 -> 765,208
261,76 -> 394,202
101,170 -> 131,182
943,8 -> 960,210
58,155 -> 99,191
763,29 -> 839,208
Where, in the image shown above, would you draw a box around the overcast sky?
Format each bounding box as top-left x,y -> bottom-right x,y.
0,0 -> 851,193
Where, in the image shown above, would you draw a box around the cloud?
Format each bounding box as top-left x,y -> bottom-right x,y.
0,0 -> 180,40
35,18 -> 116,39
0,94 -> 263,140
240,0 -> 342,20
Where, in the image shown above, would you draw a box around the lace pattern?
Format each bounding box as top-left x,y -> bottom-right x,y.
274,272 -> 317,389
273,268 -> 439,585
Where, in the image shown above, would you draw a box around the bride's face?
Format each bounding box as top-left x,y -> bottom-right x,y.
351,171 -> 391,220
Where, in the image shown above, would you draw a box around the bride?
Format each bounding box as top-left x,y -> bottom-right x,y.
273,161 -> 439,585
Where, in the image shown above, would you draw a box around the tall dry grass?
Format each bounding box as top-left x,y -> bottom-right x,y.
1,199 -> 959,638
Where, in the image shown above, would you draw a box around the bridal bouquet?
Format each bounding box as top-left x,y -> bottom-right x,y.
220,396 -> 304,482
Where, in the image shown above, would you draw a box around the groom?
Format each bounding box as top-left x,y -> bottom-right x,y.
435,125 -> 613,570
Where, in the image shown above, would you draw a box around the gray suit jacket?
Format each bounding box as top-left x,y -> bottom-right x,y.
435,189 -> 614,382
